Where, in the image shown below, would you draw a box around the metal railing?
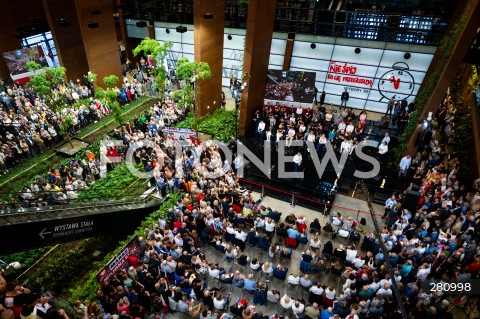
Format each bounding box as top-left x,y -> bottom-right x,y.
0,196 -> 159,226
238,178 -> 386,220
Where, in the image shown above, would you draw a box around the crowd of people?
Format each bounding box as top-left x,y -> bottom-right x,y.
1,58 -> 479,319
3,161 -> 478,319
0,73 -> 148,176
254,102 -> 374,158
1,93 -> 187,208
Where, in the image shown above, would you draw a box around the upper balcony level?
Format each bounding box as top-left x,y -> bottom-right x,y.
120,0 -> 453,46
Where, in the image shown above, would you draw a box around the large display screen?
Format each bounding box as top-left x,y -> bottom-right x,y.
265,70 -> 317,103
2,46 -> 49,78
289,42 -> 435,113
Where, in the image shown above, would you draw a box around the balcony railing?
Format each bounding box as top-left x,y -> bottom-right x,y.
122,0 -> 449,46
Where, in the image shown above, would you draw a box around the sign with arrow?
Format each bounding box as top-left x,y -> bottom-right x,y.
0,204 -> 161,254
39,228 -> 52,239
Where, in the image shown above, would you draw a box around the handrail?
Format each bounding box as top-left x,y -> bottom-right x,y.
239,178 -> 384,218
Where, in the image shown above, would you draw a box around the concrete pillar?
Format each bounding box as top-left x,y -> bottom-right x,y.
405,0 -> 480,155
239,0 -> 277,136
75,0 -> 123,87
42,0 -> 89,81
193,0 -> 225,117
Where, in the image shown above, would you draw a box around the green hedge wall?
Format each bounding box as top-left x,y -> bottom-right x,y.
176,108 -> 238,142
68,193 -> 181,302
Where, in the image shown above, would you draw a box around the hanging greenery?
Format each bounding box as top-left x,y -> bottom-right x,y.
394,0 -> 474,161
68,194 -> 181,302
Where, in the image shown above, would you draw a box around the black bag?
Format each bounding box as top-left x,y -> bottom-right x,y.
238,255 -> 248,266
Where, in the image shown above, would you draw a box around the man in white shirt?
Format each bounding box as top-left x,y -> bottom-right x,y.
376,283 -> 392,297
340,139 -> 351,154
382,133 -> 390,145
378,141 -> 388,162
235,229 -> 247,242
378,141 -> 388,155
309,283 -> 324,297
399,155 -> 411,176
256,120 -> 266,140
416,263 -> 431,281
346,246 -> 357,263
383,194 -> 397,218
293,151 -> 302,172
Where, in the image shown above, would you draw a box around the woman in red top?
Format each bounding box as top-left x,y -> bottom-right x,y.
117,298 -> 130,314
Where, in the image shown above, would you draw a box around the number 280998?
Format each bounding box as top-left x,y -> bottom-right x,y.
426,280 -> 480,294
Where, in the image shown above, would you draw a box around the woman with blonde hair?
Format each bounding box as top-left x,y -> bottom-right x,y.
262,262 -> 273,276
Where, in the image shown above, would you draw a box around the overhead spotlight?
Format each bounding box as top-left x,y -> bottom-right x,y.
166,28 -> 170,33
404,52 -> 411,59
136,21 -> 147,28
56,18 -> 71,27
354,48 -> 361,54
310,43 -> 316,49
176,26 -> 187,33
91,9 -> 101,15
227,34 -> 232,40
203,13 -> 214,19
88,22 -> 99,29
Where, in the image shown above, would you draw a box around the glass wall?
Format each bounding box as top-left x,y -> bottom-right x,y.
20,31 -> 60,68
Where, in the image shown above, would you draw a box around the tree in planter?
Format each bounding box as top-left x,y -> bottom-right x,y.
60,116 -> 74,148
25,61 -> 68,110
103,75 -> 119,89
87,71 -> 97,84
132,38 -> 173,98
106,89 -> 124,131
94,87 -> 106,100
174,57 -> 212,117
102,75 -> 125,130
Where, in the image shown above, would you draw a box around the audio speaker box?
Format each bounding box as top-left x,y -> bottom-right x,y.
403,189 -> 421,212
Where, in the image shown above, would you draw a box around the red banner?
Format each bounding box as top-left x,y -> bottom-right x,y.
96,235 -> 139,283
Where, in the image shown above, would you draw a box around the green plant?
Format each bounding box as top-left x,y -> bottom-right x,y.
174,57 -> 212,116
25,61 -> 43,71
60,116 -> 74,148
24,64 -> 66,99
468,65 -> 480,93
87,72 -> 97,84
46,67 -> 67,87
394,0 -> 474,161
68,194 -> 181,302
103,75 -> 119,88
72,163 -> 142,203
94,87 -> 106,100
132,38 -> 173,97
175,108 -> 238,141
